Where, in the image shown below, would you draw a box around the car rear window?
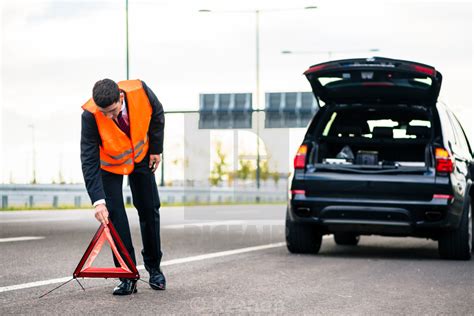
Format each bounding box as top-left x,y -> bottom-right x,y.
316,71 -> 433,89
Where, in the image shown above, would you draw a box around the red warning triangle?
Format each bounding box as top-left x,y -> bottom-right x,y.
73,221 -> 139,279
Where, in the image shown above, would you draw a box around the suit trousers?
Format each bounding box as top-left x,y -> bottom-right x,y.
101,156 -> 163,273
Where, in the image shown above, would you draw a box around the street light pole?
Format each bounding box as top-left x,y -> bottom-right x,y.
124,0 -> 133,188
125,0 -> 129,80
160,153 -> 165,186
255,9 -> 261,190
28,124 -> 37,184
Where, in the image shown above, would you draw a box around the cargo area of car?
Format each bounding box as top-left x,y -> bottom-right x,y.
307,104 -> 436,173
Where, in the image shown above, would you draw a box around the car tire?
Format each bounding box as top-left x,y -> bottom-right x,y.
286,211 -> 322,254
334,233 -> 360,246
438,197 -> 472,260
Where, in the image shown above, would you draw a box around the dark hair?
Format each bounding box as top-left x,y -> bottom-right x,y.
92,79 -> 120,108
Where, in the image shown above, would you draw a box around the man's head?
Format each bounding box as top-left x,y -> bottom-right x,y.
92,79 -> 124,119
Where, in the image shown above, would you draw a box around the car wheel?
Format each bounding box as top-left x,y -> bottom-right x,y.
286,210 -> 322,254
438,197 -> 472,260
334,233 -> 360,246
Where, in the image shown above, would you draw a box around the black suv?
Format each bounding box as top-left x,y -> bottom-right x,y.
286,57 -> 473,260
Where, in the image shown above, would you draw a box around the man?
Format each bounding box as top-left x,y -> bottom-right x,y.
81,78 -> 165,295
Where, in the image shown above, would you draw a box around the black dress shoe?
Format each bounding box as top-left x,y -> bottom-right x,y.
113,279 -> 137,295
149,268 -> 166,290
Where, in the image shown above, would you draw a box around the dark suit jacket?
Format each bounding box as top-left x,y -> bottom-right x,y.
81,80 -> 165,204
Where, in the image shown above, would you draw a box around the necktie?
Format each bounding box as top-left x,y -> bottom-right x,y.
117,111 -> 130,137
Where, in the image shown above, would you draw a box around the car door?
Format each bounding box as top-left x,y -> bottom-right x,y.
451,113 -> 474,179
446,110 -> 470,197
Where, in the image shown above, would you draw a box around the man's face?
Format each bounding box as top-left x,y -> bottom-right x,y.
98,92 -> 124,120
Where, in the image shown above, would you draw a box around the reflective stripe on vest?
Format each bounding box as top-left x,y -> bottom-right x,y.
106,148 -> 133,161
101,158 -> 134,167
134,147 -> 144,160
103,135 -> 148,161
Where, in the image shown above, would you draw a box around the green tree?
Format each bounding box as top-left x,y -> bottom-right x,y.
237,158 -> 253,180
272,171 -> 280,186
260,159 -> 270,182
209,142 -> 228,186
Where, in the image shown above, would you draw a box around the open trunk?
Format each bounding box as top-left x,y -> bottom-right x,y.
294,57 -> 445,204
310,137 -> 431,174
306,104 -> 436,175
301,104 -> 438,201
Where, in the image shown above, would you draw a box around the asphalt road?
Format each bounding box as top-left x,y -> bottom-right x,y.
1,205 -> 473,315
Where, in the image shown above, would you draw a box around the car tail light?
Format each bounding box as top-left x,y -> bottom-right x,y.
288,189 -> 306,200
294,145 -> 308,169
304,64 -> 328,74
432,194 -> 454,205
290,190 -> 306,196
412,65 -> 435,76
435,148 -> 454,173
433,194 -> 454,200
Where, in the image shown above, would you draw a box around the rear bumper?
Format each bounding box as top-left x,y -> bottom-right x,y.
289,195 -> 462,237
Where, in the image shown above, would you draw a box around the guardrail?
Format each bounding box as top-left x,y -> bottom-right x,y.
0,184 -> 287,209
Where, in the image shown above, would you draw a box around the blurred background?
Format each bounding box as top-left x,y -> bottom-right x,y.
0,0 -> 472,207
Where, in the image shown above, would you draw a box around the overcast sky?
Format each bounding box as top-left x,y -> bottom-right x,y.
0,0 -> 472,184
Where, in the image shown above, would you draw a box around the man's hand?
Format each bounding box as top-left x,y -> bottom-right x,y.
94,204 -> 109,225
149,154 -> 161,173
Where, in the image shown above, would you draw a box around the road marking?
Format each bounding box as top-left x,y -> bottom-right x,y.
0,236 -> 45,243
163,220 -> 283,229
0,242 -> 286,294
0,217 -> 83,224
0,277 -> 73,294
163,220 -> 245,229
139,242 -> 285,268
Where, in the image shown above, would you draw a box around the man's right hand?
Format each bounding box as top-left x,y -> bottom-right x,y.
94,204 -> 109,225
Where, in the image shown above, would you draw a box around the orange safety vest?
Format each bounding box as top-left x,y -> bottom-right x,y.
82,80 -> 152,175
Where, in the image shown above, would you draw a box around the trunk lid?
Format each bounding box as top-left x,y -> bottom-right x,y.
304,57 -> 442,105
